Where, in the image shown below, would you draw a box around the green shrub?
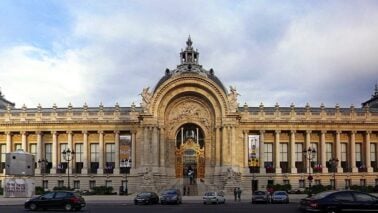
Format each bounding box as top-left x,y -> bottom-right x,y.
35,186 -> 45,195
91,186 -> 114,195
0,187 -> 3,195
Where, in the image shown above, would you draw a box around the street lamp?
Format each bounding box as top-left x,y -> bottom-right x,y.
328,157 -> 339,190
62,148 -> 75,189
303,147 -> 316,196
121,159 -> 131,195
38,159 -> 48,189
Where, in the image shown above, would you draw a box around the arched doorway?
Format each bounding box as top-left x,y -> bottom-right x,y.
175,123 -> 205,179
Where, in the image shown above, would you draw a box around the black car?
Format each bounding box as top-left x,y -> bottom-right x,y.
24,191 -> 86,211
160,189 -> 182,204
299,190 -> 378,213
134,192 -> 159,205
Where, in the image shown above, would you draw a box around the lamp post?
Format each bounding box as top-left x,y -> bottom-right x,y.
328,157 -> 339,190
303,147 -> 316,196
38,159 -> 48,189
121,159 -> 131,195
62,148 -> 75,189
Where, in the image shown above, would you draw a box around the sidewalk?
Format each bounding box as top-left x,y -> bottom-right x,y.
0,194 -> 308,206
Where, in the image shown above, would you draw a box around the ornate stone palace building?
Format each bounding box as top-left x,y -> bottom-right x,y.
1,38 -> 378,195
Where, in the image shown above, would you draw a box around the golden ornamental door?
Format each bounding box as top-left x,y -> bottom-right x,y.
175,138 -> 205,178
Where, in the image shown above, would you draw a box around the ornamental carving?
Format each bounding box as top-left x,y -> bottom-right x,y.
227,86 -> 239,112
168,102 -> 211,129
140,87 -> 152,111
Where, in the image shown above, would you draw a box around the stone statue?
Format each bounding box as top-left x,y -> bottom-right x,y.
140,87 -> 152,110
228,86 -> 239,112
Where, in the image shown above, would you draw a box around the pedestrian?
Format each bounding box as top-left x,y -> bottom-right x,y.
233,187 -> 237,201
187,186 -> 190,195
237,187 -> 242,201
183,186 -> 186,196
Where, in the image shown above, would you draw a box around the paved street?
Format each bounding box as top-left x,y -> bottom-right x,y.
0,202 -> 302,213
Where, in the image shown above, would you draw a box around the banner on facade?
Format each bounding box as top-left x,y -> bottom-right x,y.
119,134 -> 131,167
248,135 -> 260,167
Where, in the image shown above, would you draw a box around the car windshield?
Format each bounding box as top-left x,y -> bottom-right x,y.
312,191 -> 335,199
162,190 -> 176,195
205,192 -> 215,196
274,191 -> 286,195
254,191 -> 265,195
138,192 -> 151,196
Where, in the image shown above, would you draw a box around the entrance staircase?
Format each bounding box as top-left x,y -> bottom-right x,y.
183,177 -> 198,196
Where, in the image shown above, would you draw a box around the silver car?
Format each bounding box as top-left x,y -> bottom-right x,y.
203,191 -> 226,204
252,190 -> 271,204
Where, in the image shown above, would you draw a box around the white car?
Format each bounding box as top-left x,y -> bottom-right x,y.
203,191 -> 226,204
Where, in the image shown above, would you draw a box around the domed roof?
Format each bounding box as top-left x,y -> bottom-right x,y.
154,37 -> 227,93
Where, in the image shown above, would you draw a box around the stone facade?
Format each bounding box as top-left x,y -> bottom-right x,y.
0,38 -> 378,195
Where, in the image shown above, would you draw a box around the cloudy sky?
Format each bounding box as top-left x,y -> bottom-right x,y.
0,0 -> 377,109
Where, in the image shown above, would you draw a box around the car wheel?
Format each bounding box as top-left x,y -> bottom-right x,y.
326,208 -> 338,213
29,203 -> 37,211
64,203 -> 73,211
75,207 -> 81,211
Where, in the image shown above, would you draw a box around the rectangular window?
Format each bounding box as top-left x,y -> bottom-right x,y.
0,144 -> 6,171
89,180 -> 96,189
29,144 -> 37,159
345,179 -> 351,189
106,143 -> 115,162
283,180 -> 290,185
105,180 -> 112,188
295,143 -> 303,162
45,144 -> 52,162
264,143 -> 273,162
326,143 -> 333,161
90,144 -> 99,162
315,179 -> 321,185
75,144 -> 83,162
341,143 -> 347,162
375,179 -> 378,186
280,143 -> 288,162
371,144 -> 376,162
15,144 -> 22,151
299,179 -> 305,188
356,143 -> 362,162
360,179 -> 366,187
42,180 -> 48,189
60,143 -> 68,162
74,180 -> 80,189
311,143 -> 318,162
58,180 -> 64,187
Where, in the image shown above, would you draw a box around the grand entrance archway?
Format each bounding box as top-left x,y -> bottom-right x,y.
175,124 -> 205,179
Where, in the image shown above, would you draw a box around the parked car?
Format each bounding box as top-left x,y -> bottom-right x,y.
24,191 -> 86,211
134,192 -> 159,205
299,190 -> 378,213
271,191 -> 289,204
203,191 -> 226,204
252,190 -> 271,204
160,189 -> 182,204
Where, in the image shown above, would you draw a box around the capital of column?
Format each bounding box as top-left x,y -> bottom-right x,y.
259,130 -> 265,134
98,130 -> 104,134
243,130 -> 249,134
131,129 -> 137,134
275,130 -> 281,134
51,131 -> 58,135
366,130 -> 372,135
66,130 -> 72,135
82,130 -> 88,134
321,130 -> 327,134
306,130 -> 312,134
290,130 -> 296,134
114,130 -> 120,134
35,131 -> 42,135
20,131 -> 28,136
351,130 -> 357,134
4,131 -> 11,135
336,130 -> 342,134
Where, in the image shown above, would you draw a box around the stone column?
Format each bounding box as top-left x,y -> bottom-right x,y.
290,130 -> 297,173
113,131 -> 120,175
259,130 -> 266,173
351,131 -> 357,173
67,131 -> 74,174
82,131 -> 88,175
275,130 -> 282,174
366,131 -> 373,172
231,126 -> 236,166
336,131 -> 343,172
21,131 -> 27,152
215,126 -> 221,167
159,128 -> 165,168
321,131 -> 328,173
51,131 -> 57,174
98,130 -> 104,174
132,130 -> 137,168
6,131 -> 11,153
35,131 -> 42,175
152,126 -> 159,167
305,130 -> 311,173
221,126 -> 228,166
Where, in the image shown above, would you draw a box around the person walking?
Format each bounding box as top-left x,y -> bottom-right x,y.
233,187 -> 237,201
237,187 -> 242,201
183,186 -> 186,196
